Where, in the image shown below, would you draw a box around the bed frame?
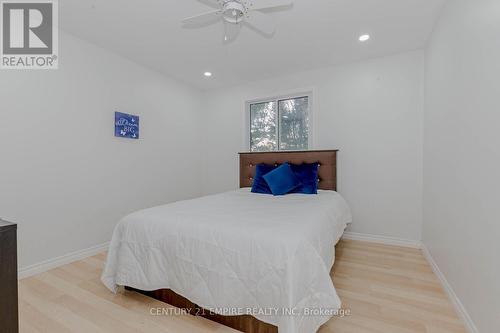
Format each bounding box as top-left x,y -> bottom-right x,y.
127,150 -> 338,333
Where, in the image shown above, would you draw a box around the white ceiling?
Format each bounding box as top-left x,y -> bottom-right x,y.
59,0 -> 446,90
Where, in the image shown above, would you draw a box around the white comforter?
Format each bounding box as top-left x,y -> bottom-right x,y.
102,189 -> 352,333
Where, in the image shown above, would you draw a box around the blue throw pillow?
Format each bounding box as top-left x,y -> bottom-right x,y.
290,163 -> 320,194
263,163 -> 302,196
251,163 -> 278,194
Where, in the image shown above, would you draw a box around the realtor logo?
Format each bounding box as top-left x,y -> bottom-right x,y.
1,0 -> 58,69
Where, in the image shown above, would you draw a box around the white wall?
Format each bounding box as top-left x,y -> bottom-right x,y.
423,0 -> 500,332
0,31 -> 203,269
201,50 -> 424,241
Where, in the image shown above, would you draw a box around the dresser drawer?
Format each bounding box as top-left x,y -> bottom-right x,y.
0,220 -> 18,333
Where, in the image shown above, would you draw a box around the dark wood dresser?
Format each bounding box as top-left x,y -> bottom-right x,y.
0,219 -> 18,333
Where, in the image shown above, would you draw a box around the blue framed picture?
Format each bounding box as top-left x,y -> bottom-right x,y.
115,112 -> 139,139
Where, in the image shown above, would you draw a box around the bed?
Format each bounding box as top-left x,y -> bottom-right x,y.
102,150 -> 351,333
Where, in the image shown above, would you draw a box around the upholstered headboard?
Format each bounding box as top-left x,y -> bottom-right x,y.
239,150 -> 338,191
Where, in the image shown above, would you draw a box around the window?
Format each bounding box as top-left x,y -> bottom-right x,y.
249,94 -> 310,152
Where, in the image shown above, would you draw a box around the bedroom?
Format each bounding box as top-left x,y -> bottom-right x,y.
0,0 -> 498,332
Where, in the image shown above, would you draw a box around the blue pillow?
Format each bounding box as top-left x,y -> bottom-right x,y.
263,163 -> 302,196
251,163 -> 278,194
290,163 -> 319,194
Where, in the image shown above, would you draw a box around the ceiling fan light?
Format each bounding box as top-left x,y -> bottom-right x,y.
222,1 -> 245,23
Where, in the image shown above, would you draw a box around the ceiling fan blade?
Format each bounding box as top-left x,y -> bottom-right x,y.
245,10 -> 276,35
182,10 -> 221,26
223,21 -> 241,44
196,0 -> 220,9
251,0 -> 293,11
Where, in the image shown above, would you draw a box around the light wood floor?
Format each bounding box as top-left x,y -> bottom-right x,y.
19,240 -> 467,333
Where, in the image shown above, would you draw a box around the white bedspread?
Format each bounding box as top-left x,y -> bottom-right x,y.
102,189 -> 352,333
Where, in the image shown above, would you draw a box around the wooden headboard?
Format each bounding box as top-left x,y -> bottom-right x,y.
239,150 -> 338,191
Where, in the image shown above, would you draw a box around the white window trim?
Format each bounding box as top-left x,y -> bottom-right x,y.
244,90 -> 314,152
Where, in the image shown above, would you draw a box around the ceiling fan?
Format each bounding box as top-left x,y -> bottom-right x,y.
182,0 -> 293,43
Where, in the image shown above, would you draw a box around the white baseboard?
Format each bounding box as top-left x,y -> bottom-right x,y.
342,231 -> 422,248
19,242 -> 109,280
421,245 -> 479,333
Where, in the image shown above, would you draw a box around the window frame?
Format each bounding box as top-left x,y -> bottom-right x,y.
245,91 -> 314,152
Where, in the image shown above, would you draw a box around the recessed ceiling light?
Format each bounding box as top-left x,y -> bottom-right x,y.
204,72 -> 212,77
359,34 -> 370,42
